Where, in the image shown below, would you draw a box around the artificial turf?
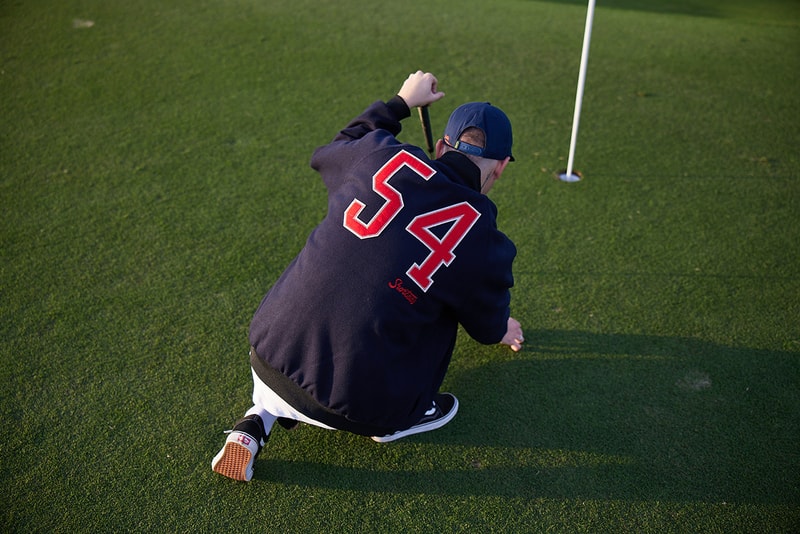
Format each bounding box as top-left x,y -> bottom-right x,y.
2,0 -> 798,531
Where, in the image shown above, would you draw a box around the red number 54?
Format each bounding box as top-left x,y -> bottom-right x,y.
343,150 -> 480,292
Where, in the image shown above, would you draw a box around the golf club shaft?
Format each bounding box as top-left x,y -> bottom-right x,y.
566,0 -> 596,177
418,105 -> 434,156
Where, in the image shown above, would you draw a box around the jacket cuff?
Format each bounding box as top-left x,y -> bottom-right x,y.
387,95 -> 412,120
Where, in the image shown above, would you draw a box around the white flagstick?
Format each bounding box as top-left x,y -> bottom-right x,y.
559,0 -> 596,183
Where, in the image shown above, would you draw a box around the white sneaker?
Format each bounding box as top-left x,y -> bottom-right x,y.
211,415 -> 267,482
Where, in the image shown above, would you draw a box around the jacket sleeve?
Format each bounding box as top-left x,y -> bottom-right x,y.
454,221 -> 516,345
332,96 -> 411,143
309,97 -> 411,187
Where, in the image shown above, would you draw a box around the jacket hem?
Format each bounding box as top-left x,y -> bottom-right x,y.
249,346 -> 396,437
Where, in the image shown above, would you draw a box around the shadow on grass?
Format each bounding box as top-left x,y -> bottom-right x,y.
256,331 -> 799,505
532,0 -> 800,21
531,0 -> 724,17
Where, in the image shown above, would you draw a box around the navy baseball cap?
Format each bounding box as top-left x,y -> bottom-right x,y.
443,102 -> 514,161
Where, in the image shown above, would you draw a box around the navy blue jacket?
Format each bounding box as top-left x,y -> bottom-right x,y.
249,96 -> 516,436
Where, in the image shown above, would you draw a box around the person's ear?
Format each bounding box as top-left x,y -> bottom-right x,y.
435,139 -> 447,159
493,157 -> 511,179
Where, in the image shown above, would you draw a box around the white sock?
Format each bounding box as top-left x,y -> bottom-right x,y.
244,406 -> 278,436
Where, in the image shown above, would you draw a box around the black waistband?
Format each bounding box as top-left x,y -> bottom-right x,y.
249,347 -> 395,437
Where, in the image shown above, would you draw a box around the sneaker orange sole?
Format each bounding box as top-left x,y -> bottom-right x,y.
212,442 -> 253,482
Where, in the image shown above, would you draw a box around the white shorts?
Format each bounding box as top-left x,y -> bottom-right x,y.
247,367 -> 335,431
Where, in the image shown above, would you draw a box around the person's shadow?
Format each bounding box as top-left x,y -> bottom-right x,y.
257,330 -> 799,505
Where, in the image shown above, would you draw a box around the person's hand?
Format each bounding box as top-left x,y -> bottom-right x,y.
501,316 -> 524,352
397,71 -> 445,109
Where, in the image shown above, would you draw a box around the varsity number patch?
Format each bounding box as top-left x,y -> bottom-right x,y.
343,150 -> 481,292
406,202 -> 480,291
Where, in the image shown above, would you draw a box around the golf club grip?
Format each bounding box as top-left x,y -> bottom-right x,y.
418,105 -> 434,156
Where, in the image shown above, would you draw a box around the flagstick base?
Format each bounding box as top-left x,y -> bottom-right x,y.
557,169 -> 583,182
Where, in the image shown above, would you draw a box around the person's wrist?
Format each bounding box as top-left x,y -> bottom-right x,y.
397,91 -> 416,108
